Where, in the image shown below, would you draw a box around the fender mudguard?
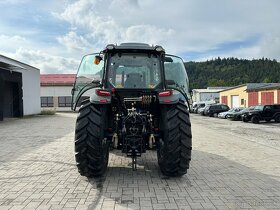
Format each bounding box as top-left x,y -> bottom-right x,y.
90,88 -> 112,104
158,90 -> 186,105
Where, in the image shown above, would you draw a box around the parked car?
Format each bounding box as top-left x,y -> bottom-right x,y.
242,104 -> 280,123
218,108 -> 244,119
227,106 -> 255,121
191,103 -> 202,113
198,106 -> 206,115
204,104 -> 230,117
192,101 -> 215,113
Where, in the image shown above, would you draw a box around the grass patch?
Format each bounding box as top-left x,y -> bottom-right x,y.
40,109 -> 56,115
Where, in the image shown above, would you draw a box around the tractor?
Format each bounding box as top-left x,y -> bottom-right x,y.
71,43 -> 192,177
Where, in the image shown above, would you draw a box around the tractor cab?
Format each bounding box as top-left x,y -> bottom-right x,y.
72,43 -> 190,110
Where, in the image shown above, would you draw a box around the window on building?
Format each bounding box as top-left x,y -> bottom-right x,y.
215,97 -> 219,103
241,99 -> 245,105
58,96 -> 72,107
41,97 -> 53,107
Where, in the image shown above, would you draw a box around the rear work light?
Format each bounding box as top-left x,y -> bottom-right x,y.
158,90 -> 173,97
96,89 -> 111,96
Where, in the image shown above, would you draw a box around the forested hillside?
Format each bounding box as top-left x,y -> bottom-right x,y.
184,58 -> 280,89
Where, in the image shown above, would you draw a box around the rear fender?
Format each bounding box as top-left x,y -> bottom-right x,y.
158,90 -> 183,104
90,88 -> 112,104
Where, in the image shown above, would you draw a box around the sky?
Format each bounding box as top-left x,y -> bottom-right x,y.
0,0 -> 280,73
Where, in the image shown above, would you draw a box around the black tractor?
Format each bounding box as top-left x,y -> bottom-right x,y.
71,43 -> 192,177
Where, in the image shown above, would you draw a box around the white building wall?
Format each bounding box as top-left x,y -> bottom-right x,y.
41,86 -> 72,97
192,92 -> 199,102
41,86 -> 72,111
193,91 -> 219,102
14,68 -> 41,115
0,55 -> 41,116
200,92 -> 220,102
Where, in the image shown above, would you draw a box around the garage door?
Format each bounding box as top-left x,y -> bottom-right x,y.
221,96 -> 228,105
231,95 -> 239,108
261,92 -> 274,105
0,70 -> 23,121
248,92 -> 258,107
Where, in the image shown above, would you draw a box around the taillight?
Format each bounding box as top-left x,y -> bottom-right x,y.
158,90 -> 173,97
96,89 -> 111,96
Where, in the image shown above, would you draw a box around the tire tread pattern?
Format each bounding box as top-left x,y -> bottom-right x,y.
74,101 -> 109,177
158,101 -> 192,176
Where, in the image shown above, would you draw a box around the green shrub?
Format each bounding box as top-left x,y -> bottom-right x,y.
40,109 -> 56,115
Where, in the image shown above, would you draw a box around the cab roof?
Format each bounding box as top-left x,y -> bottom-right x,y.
104,43 -> 165,52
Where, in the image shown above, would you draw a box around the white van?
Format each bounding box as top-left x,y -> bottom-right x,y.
191,100 -> 215,113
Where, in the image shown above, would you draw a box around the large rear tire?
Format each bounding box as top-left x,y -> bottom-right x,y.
157,101 -> 192,176
75,101 -> 109,177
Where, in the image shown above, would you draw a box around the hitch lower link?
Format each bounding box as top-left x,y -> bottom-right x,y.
112,133 -> 155,170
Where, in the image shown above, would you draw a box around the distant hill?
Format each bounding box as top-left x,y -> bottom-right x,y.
184,58 -> 280,89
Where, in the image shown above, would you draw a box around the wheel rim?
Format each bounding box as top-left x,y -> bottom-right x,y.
253,117 -> 259,123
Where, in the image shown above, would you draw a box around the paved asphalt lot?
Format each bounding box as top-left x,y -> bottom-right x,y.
0,113 -> 280,210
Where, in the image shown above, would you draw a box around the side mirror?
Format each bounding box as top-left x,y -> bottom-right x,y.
166,80 -> 175,86
164,57 -> 173,62
94,55 -> 103,65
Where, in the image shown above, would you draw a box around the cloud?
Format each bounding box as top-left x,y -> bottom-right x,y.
4,48 -> 79,74
58,0 -> 175,49
57,31 -> 91,53
1,0 -> 280,73
259,33 -> 280,59
109,0 -> 139,10
0,34 -> 81,73
192,32 -> 280,61
196,46 -> 262,62
56,0 -> 280,61
0,0 -> 30,5
125,25 -> 175,44
0,35 -> 29,52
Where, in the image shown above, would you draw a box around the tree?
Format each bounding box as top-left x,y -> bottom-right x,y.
185,58 -> 280,88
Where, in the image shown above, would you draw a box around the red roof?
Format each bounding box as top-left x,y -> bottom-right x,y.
40,74 -> 76,86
